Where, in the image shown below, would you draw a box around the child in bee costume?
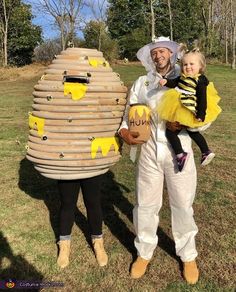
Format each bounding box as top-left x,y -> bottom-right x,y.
157,49 -> 221,171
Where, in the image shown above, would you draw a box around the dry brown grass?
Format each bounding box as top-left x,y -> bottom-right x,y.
0,63 -> 46,81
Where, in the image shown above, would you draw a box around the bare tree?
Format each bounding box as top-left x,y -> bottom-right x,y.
202,0 -> 216,55
85,0 -> 107,21
151,0 -> 173,41
225,21 -> 229,64
221,1 -> 229,64
212,0 -> 236,68
0,0 -> 16,66
84,0 -> 108,50
35,0 -> 85,50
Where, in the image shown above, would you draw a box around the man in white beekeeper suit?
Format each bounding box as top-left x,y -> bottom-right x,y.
119,36 -> 199,284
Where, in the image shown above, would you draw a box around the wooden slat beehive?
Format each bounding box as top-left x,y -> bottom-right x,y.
26,47 -> 127,180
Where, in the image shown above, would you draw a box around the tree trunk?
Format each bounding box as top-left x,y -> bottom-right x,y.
150,0 -> 155,41
230,0 -> 236,69
201,6 -> 209,54
98,25 -> 101,51
167,0 -> 173,40
3,27 -> 8,67
208,1 -> 214,55
225,25 -> 228,64
61,25 -> 66,51
2,0 -> 9,67
231,26 -> 236,69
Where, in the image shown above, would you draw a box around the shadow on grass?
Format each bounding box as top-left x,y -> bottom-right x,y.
102,171 -> 136,257
102,171 -> 180,266
18,158 -> 60,240
157,228 -> 181,267
0,231 -> 43,292
18,159 -> 136,255
18,158 -> 179,265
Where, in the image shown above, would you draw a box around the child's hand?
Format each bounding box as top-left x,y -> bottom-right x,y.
159,79 -> 167,87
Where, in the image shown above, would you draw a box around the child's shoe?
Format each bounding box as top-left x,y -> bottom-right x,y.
176,152 -> 189,172
201,150 -> 215,166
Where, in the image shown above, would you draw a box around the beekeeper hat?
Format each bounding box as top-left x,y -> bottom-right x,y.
137,36 -> 179,72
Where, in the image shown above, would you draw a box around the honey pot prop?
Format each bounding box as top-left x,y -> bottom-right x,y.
128,104 -> 151,142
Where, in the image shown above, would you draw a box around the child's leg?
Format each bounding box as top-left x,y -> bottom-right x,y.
187,130 -> 215,166
166,128 -> 184,155
166,128 -> 189,172
187,130 -> 209,153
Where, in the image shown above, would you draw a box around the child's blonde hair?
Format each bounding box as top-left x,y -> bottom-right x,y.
181,48 -> 206,74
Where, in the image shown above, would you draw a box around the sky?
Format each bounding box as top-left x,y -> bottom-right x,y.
32,14 -> 59,40
23,0 -> 107,40
23,0 -> 60,39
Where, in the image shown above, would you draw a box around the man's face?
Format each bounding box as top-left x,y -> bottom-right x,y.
150,47 -> 172,71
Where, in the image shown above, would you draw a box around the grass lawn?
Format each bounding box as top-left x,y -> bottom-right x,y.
0,63 -> 235,291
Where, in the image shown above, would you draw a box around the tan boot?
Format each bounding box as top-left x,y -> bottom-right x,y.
57,240 -> 71,268
92,237 -> 108,267
183,260 -> 199,284
130,256 -> 150,279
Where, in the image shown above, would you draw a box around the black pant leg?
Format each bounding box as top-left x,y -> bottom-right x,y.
80,174 -> 104,236
187,130 -> 209,153
58,180 -> 80,236
166,128 -> 184,155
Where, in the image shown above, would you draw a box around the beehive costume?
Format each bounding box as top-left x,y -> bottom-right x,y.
26,47 -> 127,180
26,48 -> 127,268
119,37 -> 199,280
157,73 -> 222,129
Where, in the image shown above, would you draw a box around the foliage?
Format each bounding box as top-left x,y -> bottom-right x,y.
154,2 -> 171,38
8,3 -> 42,66
83,20 -> 105,48
83,20 -> 119,60
33,40 -> 62,64
106,0 -> 205,58
107,0 -> 148,39
119,28 -> 150,60
0,1 -> 42,66
170,0 -> 204,44
105,0 -> 234,63
100,37 -> 119,61
107,0 -> 150,58
33,37 -> 88,64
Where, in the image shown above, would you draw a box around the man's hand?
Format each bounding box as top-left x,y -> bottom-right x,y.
166,121 -> 183,132
119,128 -> 143,145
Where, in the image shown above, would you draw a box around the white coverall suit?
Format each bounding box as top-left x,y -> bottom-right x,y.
120,65 -> 198,262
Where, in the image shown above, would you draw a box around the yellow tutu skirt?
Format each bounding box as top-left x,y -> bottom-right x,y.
157,82 -> 222,128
